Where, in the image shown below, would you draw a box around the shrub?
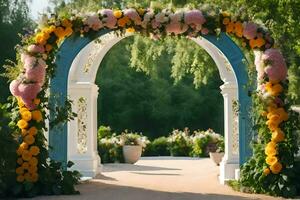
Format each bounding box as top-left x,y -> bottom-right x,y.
143,137 -> 170,156
191,129 -> 224,157
98,135 -> 123,163
167,129 -> 193,156
97,126 -> 113,139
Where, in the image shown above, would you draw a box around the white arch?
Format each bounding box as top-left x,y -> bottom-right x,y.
67,32 -> 240,183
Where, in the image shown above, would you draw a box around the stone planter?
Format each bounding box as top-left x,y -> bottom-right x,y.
209,152 -> 224,166
123,145 -> 142,164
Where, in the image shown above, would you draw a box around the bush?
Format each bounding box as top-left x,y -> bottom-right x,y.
143,137 -> 170,156
97,126 -> 113,139
0,103 -> 18,197
167,129 -> 193,156
191,129 -> 224,157
98,136 -> 123,163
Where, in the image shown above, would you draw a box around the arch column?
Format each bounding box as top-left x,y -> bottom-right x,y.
219,81 -> 239,184
68,82 -> 101,177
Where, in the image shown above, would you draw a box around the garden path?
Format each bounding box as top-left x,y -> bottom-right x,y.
32,157 -> 289,200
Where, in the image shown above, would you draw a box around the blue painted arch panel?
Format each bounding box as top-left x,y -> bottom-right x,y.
49,30 -> 252,167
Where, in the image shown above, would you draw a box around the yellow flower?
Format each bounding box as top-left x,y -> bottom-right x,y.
16,175 -> 25,182
272,129 -> 285,143
113,10 -> 123,18
126,27 -> 135,33
222,11 -> 230,17
20,107 -> 29,114
21,110 -> 32,122
34,32 -> 49,45
270,161 -> 282,174
265,145 -> 277,156
29,146 -> 40,156
32,110 -> 43,122
17,157 -> 23,165
137,8 -> 145,15
22,150 -> 32,161
17,119 -> 28,129
263,168 -> 270,175
16,167 -> 24,175
28,126 -> 38,136
266,141 -> 276,149
266,156 -> 278,166
24,135 -> 35,145
29,157 -> 38,166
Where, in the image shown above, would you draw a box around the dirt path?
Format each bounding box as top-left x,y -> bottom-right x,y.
31,157 -> 291,200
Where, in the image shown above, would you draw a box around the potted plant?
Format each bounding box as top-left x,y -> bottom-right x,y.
206,131 -> 224,166
120,130 -> 149,164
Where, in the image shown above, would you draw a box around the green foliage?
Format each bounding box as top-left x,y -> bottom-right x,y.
0,103 -> 18,198
98,136 -> 124,163
143,137 -> 170,156
98,125 -> 113,139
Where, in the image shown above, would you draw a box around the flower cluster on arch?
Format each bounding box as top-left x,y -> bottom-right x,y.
8,7 -> 288,183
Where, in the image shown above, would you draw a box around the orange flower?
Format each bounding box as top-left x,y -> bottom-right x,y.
16,167 -> 24,175
270,161 -> 282,174
45,44 -> 53,52
24,135 -> 35,145
28,126 -> 38,136
272,129 -> 285,142
17,157 -> 23,165
222,18 -> 230,25
16,175 -> 25,182
234,21 -> 243,37
263,168 -> 270,175
29,157 -> 38,166
31,172 -> 39,182
28,165 -> 38,174
255,37 -> 266,48
117,16 -> 129,27
33,98 -> 40,105
226,22 -> 234,33
64,27 -> 73,37
29,146 -> 40,156
24,172 -> 31,182
17,119 -> 28,129
22,161 -> 29,169
62,19 -> 73,28
54,27 -> 66,38
21,129 -> 28,136
22,150 -> 32,161
249,38 -> 257,49
266,156 -> 278,166
32,110 -> 43,122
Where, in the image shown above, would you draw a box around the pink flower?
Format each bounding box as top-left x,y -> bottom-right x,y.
9,80 -> 21,96
22,98 -> 37,110
21,53 -> 37,69
166,12 -> 188,35
243,22 -> 257,40
184,10 -> 206,29
84,13 -> 103,31
151,19 -> 160,29
100,9 -> 117,29
254,50 -> 265,80
25,62 -> 46,84
142,11 -> 154,28
18,83 -> 41,101
27,45 -> 45,54
201,28 -> 209,35
262,48 -> 287,82
124,8 -> 142,25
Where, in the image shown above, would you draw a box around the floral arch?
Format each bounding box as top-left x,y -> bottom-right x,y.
7,7 -> 298,197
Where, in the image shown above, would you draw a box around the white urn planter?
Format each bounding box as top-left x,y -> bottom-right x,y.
209,152 -> 224,166
123,145 -> 142,164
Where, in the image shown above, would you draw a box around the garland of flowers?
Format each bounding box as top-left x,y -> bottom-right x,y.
6,7 -> 297,197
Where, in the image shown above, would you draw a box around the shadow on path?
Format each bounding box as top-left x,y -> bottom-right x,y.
30,182 -> 262,200
102,163 -> 181,173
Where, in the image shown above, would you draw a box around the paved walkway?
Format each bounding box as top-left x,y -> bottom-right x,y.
33,157 -> 288,200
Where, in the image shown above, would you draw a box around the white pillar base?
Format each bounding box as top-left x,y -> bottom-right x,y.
219,160 -> 239,184
69,153 -> 102,177
235,169 -> 240,180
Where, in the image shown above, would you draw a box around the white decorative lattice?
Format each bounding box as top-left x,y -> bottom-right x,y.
77,97 -> 88,154
232,99 -> 239,155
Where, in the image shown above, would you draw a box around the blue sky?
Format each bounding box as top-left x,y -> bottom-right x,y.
29,0 -> 50,19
